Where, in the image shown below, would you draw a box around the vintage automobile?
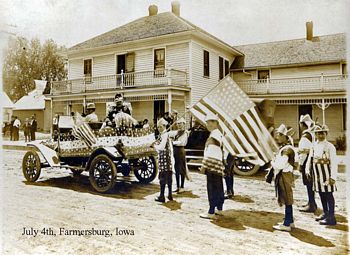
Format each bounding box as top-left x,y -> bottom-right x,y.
185,99 -> 276,176
22,116 -> 158,193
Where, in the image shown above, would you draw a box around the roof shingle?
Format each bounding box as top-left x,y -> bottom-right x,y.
231,33 -> 346,69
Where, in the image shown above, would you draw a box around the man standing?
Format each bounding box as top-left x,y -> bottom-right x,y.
84,103 -> 98,123
30,115 -> 37,141
169,118 -> 189,193
13,116 -> 21,141
199,113 -> 225,219
298,114 -> 317,213
10,116 -> 15,141
306,124 -> 338,225
271,124 -> 296,232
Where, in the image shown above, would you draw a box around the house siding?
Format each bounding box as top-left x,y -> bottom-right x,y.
68,59 -> 83,79
93,54 -> 115,77
166,43 -> 189,72
190,40 -> 233,105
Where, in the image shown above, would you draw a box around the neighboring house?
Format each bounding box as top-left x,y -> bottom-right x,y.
231,22 -> 347,142
1,91 -> 14,124
48,2 -> 242,125
13,80 -> 51,132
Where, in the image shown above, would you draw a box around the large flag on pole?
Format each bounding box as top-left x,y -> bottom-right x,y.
190,76 -> 278,166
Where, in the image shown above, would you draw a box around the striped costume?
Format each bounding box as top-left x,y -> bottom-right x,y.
308,140 -> 337,193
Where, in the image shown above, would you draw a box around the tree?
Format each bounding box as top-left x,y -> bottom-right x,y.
2,36 -> 67,102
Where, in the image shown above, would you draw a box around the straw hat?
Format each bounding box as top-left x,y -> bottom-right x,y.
299,114 -> 314,128
157,118 -> 168,127
275,124 -> 294,136
86,103 -> 96,110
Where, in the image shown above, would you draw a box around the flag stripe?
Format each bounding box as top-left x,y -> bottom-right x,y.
234,115 -> 268,162
194,101 -> 240,155
250,107 -> 278,154
242,110 -> 273,159
202,98 -> 257,155
196,100 -> 246,155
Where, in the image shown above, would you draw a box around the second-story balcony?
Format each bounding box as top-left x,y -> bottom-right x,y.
235,74 -> 347,95
51,69 -> 188,96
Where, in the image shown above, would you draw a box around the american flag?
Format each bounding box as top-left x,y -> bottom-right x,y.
72,122 -> 97,148
190,76 -> 278,166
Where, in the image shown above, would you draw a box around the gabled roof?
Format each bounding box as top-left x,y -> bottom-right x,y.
1,92 -> 14,108
69,12 -> 241,54
231,33 -> 346,69
13,90 -> 47,110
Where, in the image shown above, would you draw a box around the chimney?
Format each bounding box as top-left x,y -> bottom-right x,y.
306,21 -> 313,41
171,1 -> 180,16
148,5 -> 158,16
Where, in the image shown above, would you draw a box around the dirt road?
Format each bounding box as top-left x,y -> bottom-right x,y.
1,150 -> 348,255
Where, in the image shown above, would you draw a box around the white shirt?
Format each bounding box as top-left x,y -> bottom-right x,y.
271,145 -> 294,173
298,131 -> 313,165
85,112 -> 98,123
204,129 -> 223,160
13,119 -> 21,128
309,140 -> 337,180
169,130 -> 189,147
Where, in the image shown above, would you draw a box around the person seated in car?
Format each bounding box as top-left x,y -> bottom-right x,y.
84,103 -> 98,123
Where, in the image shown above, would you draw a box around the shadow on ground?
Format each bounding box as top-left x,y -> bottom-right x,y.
231,195 -> 254,203
211,209 -> 335,247
161,200 -> 182,211
24,174 -> 159,200
173,190 -> 200,199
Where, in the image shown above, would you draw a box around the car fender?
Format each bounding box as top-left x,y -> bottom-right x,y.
86,147 -> 122,170
27,141 -> 60,167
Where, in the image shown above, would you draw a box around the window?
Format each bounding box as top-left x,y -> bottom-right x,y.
84,59 -> 92,83
203,50 -> 210,77
154,49 -> 165,77
343,104 -> 347,131
257,70 -> 269,82
224,60 -> 229,76
219,57 -> 224,80
219,57 -> 230,80
342,63 -> 347,75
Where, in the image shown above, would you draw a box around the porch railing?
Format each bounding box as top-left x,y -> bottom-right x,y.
235,74 -> 348,95
51,69 -> 188,95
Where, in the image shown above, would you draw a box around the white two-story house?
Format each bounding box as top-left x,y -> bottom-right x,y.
231,23 -> 347,142
49,2 -> 242,126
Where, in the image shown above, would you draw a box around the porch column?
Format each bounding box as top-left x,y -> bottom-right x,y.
167,90 -> 172,113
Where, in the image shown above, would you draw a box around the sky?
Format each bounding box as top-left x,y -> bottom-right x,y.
1,0 -> 349,48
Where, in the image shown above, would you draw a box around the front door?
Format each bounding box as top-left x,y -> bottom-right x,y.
116,55 -> 126,86
154,100 -> 165,124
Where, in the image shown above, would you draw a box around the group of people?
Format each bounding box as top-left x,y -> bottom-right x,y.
270,114 -> 338,232
60,93 -> 339,231
153,116 -> 189,202
9,115 -> 37,142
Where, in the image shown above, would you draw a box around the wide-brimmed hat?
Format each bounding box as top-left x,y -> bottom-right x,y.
176,117 -> 186,124
205,113 -> 219,122
157,118 -> 168,127
86,103 -> 96,109
299,114 -> 314,128
275,124 -> 294,136
313,124 -> 329,133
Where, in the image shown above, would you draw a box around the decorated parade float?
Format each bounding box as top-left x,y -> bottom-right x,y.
22,113 -> 158,193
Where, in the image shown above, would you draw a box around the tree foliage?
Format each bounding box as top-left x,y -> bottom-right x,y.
2,36 -> 67,101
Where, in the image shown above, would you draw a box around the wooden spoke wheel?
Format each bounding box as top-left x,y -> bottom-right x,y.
233,157 -> 260,176
22,150 -> 41,182
133,156 -> 157,184
89,154 -> 117,193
